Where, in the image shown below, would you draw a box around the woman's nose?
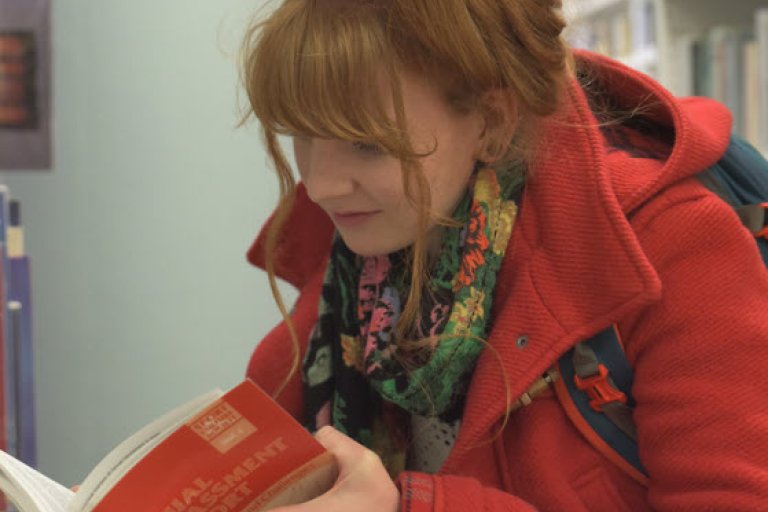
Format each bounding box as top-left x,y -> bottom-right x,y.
296,139 -> 356,203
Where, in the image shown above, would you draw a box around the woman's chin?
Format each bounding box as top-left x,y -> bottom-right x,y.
338,232 -> 413,258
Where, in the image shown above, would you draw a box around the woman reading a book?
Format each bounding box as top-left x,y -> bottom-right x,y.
240,1 -> 768,510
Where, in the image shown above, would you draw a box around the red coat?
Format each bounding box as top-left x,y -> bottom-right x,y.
245,51 -> 768,511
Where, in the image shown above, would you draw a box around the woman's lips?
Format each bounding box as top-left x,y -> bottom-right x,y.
332,210 -> 381,227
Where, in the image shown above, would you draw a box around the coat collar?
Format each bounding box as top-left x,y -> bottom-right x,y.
440,52 -> 732,472
247,185 -> 333,290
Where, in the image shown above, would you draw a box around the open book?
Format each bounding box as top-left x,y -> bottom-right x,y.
0,379 -> 337,512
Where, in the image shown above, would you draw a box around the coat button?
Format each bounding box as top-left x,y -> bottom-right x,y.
516,335 -> 529,349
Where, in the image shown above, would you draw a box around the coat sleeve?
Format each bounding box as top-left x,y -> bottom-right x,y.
396,472 -> 537,512
620,180 -> 768,510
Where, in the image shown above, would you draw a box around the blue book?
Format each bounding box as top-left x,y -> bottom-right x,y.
0,187 -> 15,467
8,200 -> 35,469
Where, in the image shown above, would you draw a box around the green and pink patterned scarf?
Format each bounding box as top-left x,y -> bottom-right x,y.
302,166 -> 521,474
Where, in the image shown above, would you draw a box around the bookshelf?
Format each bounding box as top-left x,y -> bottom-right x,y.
565,0 -> 659,77
565,0 -> 768,155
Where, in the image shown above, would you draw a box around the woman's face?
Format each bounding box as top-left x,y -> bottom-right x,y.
293,71 -> 486,257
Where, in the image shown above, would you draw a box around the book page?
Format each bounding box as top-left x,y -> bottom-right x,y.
68,389 -> 222,512
0,449 -> 74,512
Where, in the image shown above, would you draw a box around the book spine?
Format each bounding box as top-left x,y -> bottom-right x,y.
0,188 -> 9,512
671,34 -> 696,97
744,40 -> 761,146
8,201 -> 34,469
0,191 -> 14,466
723,30 -> 747,138
757,8 -> 768,153
686,22 -> 761,147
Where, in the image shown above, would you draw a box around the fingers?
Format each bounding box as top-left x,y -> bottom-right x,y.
314,426 -> 364,457
270,428 -> 399,512
314,426 -> 373,475
269,491 -> 334,512
314,427 -> 392,486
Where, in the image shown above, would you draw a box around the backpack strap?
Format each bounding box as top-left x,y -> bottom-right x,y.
552,136 -> 768,487
698,136 -> 768,263
553,326 -> 649,486
733,203 -> 768,239
571,342 -> 637,440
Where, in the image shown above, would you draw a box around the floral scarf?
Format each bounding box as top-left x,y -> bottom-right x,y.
302,166 -> 520,473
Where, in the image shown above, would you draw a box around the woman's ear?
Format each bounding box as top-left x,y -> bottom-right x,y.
474,89 -> 519,164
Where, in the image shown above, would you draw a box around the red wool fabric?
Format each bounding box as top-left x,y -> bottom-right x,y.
245,51 -> 768,511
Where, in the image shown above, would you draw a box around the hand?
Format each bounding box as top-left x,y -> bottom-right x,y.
271,426 -> 399,512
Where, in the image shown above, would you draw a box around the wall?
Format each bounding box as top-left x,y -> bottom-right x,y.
0,0 -> 296,485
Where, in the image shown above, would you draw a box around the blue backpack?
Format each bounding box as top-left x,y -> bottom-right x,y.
553,136 -> 768,485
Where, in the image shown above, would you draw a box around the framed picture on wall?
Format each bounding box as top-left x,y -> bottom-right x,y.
0,0 -> 51,170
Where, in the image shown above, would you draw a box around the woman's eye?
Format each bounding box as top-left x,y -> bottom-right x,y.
351,141 -> 385,155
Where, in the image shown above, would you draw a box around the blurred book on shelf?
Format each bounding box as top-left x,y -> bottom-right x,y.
565,0 -> 768,155
676,11 -> 768,154
0,188 -> 37,512
565,0 -> 659,77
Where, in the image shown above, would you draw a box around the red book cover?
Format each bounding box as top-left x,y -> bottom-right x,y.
90,380 -> 336,512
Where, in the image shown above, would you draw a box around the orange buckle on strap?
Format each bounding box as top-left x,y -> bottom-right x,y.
756,203 -> 768,240
574,364 -> 627,412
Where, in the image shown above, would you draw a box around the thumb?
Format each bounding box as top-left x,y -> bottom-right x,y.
314,426 -> 382,481
313,426 -> 366,465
